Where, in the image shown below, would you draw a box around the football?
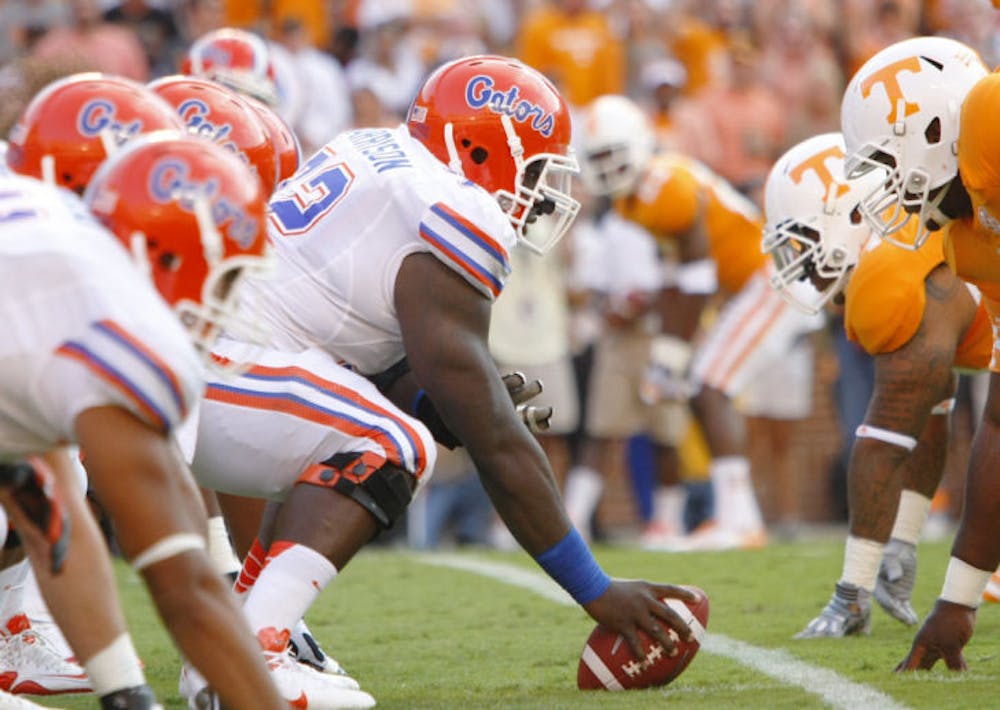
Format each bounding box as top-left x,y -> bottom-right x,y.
577,586 -> 709,690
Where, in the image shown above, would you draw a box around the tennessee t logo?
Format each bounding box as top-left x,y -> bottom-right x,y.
861,56 -> 922,124
790,146 -> 849,200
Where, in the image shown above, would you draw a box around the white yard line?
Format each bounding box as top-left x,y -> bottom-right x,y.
415,553 -> 910,710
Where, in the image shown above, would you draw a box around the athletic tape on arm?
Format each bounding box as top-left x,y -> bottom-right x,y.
131,533 -> 206,571
854,424 -> 917,451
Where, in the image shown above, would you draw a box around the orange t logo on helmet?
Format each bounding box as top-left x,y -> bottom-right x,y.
790,145 -> 850,200
860,56 -> 922,125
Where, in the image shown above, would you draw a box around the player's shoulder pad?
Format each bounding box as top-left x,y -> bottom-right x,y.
414,173 -> 516,301
621,153 -> 700,236
845,235 -> 944,355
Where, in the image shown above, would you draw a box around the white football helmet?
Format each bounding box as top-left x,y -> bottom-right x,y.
762,132 -> 887,314
579,94 -> 656,198
840,36 -> 987,250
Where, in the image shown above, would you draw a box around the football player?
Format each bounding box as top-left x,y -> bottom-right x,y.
188,55 -> 700,702
149,74 -> 280,193
576,94 -> 825,551
2,73 -> 185,703
0,133 -> 286,708
6,73 -> 182,193
0,138 -> 91,698
761,132 -> 991,639
840,35 -> 1000,670
183,27 -> 279,108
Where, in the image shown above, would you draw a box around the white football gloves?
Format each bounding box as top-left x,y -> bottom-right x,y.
503,371 -> 552,434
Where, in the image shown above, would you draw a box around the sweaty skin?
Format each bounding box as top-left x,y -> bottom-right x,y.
395,251 -> 698,662
847,265 -> 971,542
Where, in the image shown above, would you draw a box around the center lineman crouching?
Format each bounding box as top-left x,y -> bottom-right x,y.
188,55 -> 701,705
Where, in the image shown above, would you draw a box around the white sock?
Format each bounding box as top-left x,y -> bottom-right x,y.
242,542 -> 337,637
891,490 -> 932,545
84,633 -> 145,696
563,466 -> 604,531
840,535 -> 884,592
206,516 -> 241,578
651,486 -> 686,531
709,456 -> 762,531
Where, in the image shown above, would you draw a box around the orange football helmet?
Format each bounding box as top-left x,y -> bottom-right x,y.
244,95 -> 300,185
148,75 -> 279,192
5,73 -> 183,193
406,54 -> 580,254
182,27 -> 278,106
84,131 -> 271,359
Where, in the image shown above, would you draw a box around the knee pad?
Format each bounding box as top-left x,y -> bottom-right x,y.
298,452 -> 415,530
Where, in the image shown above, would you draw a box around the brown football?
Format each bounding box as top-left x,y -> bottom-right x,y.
577,586 -> 709,690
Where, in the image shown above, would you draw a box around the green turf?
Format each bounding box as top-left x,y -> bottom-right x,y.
28,533 -> 1000,709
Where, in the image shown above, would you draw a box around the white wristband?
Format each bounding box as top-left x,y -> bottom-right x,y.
855,424 -> 917,451
940,556 -> 992,609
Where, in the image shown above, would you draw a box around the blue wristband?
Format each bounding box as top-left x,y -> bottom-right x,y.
534,528 -> 611,605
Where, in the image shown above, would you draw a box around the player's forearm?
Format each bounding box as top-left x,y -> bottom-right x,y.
951,405 -> 1000,572
469,425 -> 570,554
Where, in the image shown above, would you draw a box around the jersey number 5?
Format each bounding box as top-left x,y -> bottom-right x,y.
269,150 -> 355,235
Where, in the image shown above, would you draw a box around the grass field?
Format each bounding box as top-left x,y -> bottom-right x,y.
27,531 -> 1000,709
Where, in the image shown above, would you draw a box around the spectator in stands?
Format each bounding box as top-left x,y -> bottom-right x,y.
31,0 -> 149,81
516,0 -> 625,108
103,0 -> 181,78
637,57 -> 719,165
696,35 -> 788,202
759,1 -> 844,144
177,0 -> 225,47
0,1 -> 68,63
346,0 -> 426,120
842,0 -> 919,76
272,16 -> 352,156
664,0 -> 748,98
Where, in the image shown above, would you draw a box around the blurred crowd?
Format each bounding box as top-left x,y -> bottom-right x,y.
3,0 -> 998,548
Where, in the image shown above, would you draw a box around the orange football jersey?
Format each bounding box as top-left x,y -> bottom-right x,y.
615,153 -> 765,295
847,227 -> 990,370
948,70 -> 1000,371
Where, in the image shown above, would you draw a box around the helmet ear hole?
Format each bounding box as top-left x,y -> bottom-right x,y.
924,117 -> 941,145
470,147 -> 488,164
158,251 -> 180,271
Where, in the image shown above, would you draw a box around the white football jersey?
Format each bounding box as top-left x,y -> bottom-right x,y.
0,174 -> 202,458
241,125 -> 517,376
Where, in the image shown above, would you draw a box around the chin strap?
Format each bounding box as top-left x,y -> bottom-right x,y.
443,122 -> 464,176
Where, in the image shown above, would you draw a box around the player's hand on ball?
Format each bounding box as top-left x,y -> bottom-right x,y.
584,580 -> 698,661
896,599 -> 975,672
